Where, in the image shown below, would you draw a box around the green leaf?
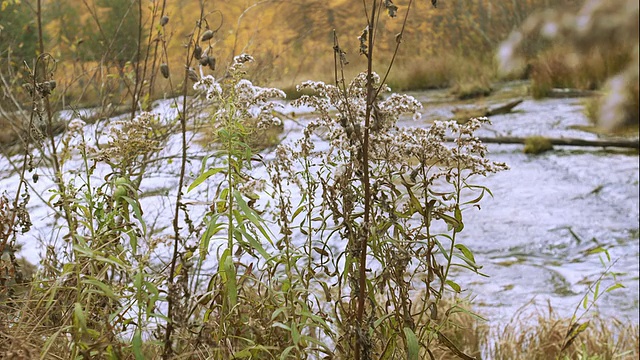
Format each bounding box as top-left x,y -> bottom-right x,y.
463,188 -> 485,205
145,280 -> 159,297
300,335 -> 330,352
73,303 -> 87,333
198,154 -> 210,174
281,278 -> 291,293
236,225 -> 270,260
605,283 -> 625,293
232,349 -> 253,358
570,322 -> 590,337
200,214 -> 223,261
562,321 -> 590,352
454,243 -> 474,262
586,246 -> 611,262
440,212 -> 463,232
234,190 -> 274,246
449,262 -> 489,277
446,280 -> 461,293
83,278 -> 117,300
291,205 -> 305,221
280,345 -> 296,360
271,308 -> 286,321
291,322 -> 300,345
132,329 -> 144,360
272,322 -> 291,331
454,244 -> 479,269
373,313 -> 394,329
434,237 -> 451,261
188,167 -> 223,192
122,195 -> 147,237
224,255 -> 237,308
403,327 -> 419,360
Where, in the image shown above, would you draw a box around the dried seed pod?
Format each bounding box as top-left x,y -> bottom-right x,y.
199,56 -> 209,66
201,30 -> 214,42
207,56 -> 216,71
39,81 -> 54,96
160,63 -> 170,78
160,15 -> 169,26
194,44 -> 202,60
187,68 -> 199,82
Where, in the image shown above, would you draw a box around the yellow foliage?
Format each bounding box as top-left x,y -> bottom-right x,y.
38,0 -> 577,102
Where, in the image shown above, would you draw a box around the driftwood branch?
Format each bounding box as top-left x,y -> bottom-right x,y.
453,99 -> 523,122
486,99 -> 523,116
456,136 -> 639,149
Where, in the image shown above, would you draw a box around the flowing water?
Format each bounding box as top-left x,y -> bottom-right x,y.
408,83 -> 639,323
2,81 -> 638,325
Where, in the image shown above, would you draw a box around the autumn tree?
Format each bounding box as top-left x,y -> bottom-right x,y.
44,0 -> 82,57
81,0 -> 143,69
0,0 -> 39,72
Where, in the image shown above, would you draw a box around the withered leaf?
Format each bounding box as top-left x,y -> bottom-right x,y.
359,26 -> 369,56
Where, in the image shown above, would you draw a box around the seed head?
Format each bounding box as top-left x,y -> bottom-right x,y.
194,45 -> 203,60
201,30 -> 214,42
160,63 -> 170,79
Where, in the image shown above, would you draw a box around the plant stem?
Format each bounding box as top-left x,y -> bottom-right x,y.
163,26 -> 195,360
356,1 -> 377,358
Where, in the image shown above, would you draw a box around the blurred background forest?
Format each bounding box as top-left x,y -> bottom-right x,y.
0,1 -> 586,99
0,0 -> 636,127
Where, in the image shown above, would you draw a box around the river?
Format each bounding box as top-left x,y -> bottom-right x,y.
2,81 -> 638,326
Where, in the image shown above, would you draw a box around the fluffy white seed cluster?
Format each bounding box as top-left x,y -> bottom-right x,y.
67,118 -> 86,134
193,55 -> 285,129
288,74 -> 507,197
97,112 -> 162,168
193,75 -> 222,100
292,72 -> 423,158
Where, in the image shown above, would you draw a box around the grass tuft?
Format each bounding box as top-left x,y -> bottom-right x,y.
524,136 -> 554,154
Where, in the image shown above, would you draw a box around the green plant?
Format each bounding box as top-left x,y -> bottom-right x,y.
524,136 -> 553,154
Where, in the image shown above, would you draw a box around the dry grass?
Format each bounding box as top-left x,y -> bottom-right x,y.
450,78 -> 493,100
1,255 -> 637,360
530,44 -> 632,99
386,53 -> 495,92
489,304 -> 639,360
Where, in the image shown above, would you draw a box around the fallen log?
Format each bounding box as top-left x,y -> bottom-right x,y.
452,98 -> 523,122
486,99 -> 523,116
450,136 -> 639,151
